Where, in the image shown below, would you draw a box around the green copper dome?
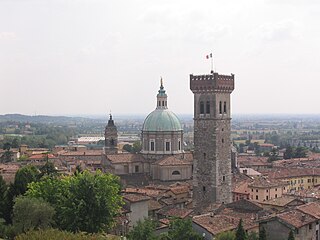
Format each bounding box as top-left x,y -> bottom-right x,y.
142,109 -> 182,132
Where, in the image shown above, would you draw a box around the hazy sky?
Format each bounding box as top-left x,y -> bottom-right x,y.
1,0 -> 320,116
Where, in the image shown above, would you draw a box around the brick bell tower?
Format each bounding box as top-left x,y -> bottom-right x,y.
190,71 -> 235,210
104,114 -> 118,154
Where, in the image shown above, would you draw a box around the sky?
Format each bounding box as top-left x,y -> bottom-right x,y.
0,0 -> 320,116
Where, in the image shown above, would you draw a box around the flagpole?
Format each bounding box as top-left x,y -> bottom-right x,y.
211,56 -> 213,74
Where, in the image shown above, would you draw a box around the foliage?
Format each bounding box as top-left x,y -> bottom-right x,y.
13,196 -> 55,234
267,148 -> 279,162
235,219 -> 247,240
123,141 -> 142,153
126,218 -> 158,240
259,227 -> 266,240
216,231 -> 236,240
13,165 -> 39,195
1,142 -> 14,163
26,170 -> 123,233
39,160 -> 58,178
284,145 -> 307,159
3,165 -> 40,224
248,231 -> 258,240
167,218 -> 202,240
288,230 -> 294,240
0,176 -> 7,219
15,228 -> 120,240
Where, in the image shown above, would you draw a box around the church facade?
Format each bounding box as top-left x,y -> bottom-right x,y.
102,80 -> 193,185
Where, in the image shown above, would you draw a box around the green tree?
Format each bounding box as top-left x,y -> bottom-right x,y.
295,147 -> 307,158
248,231 -> 258,240
14,165 -> 39,195
288,230 -> 294,240
13,196 -> 55,234
15,228 -> 120,240
127,218 -> 158,240
216,231 -> 236,240
3,183 -> 17,224
122,144 -> 133,153
167,218 -> 202,240
259,227 -> 266,240
0,150 -> 13,163
26,171 -> 123,233
0,175 -> 7,219
284,145 -> 295,159
235,219 -> 247,240
132,141 -> 142,153
268,148 -> 278,162
3,166 -> 40,224
39,158 -> 58,178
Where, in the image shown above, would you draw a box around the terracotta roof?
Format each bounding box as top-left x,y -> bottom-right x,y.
264,168 -> 320,179
158,207 -> 193,219
154,155 -> 192,166
277,209 -> 316,228
29,154 -> 56,160
148,200 -> 163,211
297,202 -> 320,219
107,153 -> 143,163
169,185 -> 190,195
124,187 -> 164,198
122,193 -> 150,203
259,196 -> 301,207
59,150 -> 102,156
193,209 -> 258,236
248,176 -> 288,188
232,181 -> 250,195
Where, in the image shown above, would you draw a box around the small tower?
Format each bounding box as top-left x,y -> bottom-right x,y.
141,79 -> 183,158
157,78 -> 168,109
190,71 -> 235,210
104,114 -> 118,154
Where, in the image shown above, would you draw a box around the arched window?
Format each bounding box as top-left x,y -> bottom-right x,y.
219,101 -> 222,114
206,101 -> 210,114
200,101 -> 204,114
178,141 -> 181,151
172,170 -> 180,175
224,101 -> 227,113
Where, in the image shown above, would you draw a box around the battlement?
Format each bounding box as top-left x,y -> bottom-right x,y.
190,72 -> 235,93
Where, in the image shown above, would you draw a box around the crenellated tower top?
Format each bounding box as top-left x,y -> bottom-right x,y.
190,72 -> 235,93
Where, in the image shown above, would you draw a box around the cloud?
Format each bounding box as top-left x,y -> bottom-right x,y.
249,20 -> 300,42
0,32 -> 16,40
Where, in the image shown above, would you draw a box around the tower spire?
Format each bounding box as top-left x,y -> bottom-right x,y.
157,77 -> 168,109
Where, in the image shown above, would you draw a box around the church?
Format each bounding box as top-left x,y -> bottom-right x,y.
102,80 -> 193,184
103,70 -> 235,208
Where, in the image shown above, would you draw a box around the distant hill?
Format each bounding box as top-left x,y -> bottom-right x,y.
0,114 -> 94,124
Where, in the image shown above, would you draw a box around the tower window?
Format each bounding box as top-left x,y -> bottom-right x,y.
206,101 -> 210,114
178,141 -> 181,150
150,141 -> 155,151
172,170 -> 180,175
162,101 -> 164,106
200,101 -> 204,114
158,101 -> 161,107
224,101 -> 227,113
223,176 -> 226,182
203,186 -> 206,192
222,138 -> 224,143
165,142 -> 170,151
203,153 -> 206,159
135,165 -> 139,173
219,101 -> 222,114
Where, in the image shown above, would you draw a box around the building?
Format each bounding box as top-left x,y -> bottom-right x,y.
260,202 -> 320,240
103,80 -> 193,183
248,176 -> 289,202
190,71 -> 235,210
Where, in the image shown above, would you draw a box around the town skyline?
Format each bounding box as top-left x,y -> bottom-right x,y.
1,0 -> 320,116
